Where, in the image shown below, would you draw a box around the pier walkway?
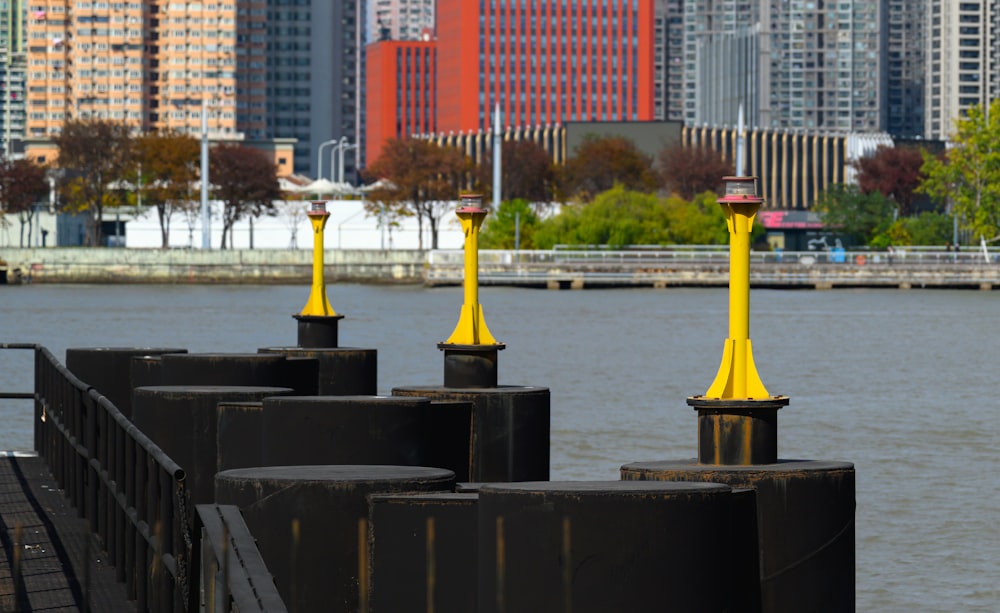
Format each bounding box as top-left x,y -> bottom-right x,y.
0,453 -> 133,612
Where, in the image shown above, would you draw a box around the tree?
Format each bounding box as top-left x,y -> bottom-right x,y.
663,192 -> 734,245
534,185 -> 669,248
364,137 -> 475,249
134,131 -> 200,248
480,199 -> 540,249
852,145 -> 927,217
658,144 -> 733,200
870,212 -> 953,248
477,139 -> 556,206
919,100 -> 1000,240
54,119 -> 133,246
814,183 -> 895,245
559,135 -> 659,200
209,144 -> 281,249
0,157 -> 49,247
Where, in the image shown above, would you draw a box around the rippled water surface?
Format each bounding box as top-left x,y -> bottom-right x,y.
1,283 -> 998,610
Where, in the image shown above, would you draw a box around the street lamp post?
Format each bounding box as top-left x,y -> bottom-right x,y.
338,143 -> 357,184
317,139 -> 337,180
330,136 -> 347,183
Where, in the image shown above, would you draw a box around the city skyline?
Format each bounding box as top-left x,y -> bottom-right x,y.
0,0 -> 992,183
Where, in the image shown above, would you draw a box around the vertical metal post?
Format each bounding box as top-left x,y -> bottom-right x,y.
200,99 -> 210,249
493,104 -> 502,210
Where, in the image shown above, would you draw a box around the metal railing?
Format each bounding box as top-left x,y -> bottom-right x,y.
0,343 -> 285,612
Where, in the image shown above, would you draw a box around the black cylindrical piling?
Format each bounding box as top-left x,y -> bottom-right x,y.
258,346 -> 377,395
156,352 -> 317,395
130,355 -> 165,391
216,401 -> 264,472
439,344 -> 500,388
259,396 -> 472,475
214,465 -> 455,613
293,314 -> 344,348
621,460 -> 855,613
65,347 -> 186,418
477,481 -> 736,613
132,386 -> 294,504
368,492 -> 479,613
688,397 -> 789,465
393,386 -> 549,482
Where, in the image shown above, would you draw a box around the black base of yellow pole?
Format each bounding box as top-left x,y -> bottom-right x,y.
293,314 -> 344,348
687,396 -> 789,465
437,343 -> 505,388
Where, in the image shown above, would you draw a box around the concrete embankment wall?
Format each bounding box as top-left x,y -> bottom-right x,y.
0,248 -> 427,284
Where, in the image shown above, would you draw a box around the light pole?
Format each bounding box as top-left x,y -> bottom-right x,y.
317,139 -> 337,180
338,143 -> 357,184
331,136 -> 347,183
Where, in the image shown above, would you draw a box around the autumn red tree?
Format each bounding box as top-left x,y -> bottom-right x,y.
658,144 -> 734,200
209,144 -> 281,249
559,135 -> 659,200
851,145 -> 928,217
477,139 -> 557,206
0,157 -> 49,246
55,119 -> 134,246
364,137 -> 475,249
134,131 -> 200,248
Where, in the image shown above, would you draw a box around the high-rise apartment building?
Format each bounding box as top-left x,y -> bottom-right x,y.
924,1 -> 990,140
368,0 -> 433,42
682,1 -> 887,133
653,0 -> 684,121
24,1 -> 265,140
886,0 -> 924,138
435,0 -> 655,134
1,0 -> 27,157
265,1 -> 364,180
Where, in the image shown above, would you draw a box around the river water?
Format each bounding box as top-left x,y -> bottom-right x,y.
1,283 -> 997,611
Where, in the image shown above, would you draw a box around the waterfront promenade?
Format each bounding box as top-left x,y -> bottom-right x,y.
2,246 -> 999,289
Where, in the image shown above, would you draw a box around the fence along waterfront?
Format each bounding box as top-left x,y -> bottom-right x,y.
0,343 -> 285,612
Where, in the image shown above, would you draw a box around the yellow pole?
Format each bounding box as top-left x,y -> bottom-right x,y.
300,201 -> 336,316
444,194 -> 498,346
706,178 -> 769,400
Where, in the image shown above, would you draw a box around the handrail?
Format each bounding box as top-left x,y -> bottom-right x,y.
195,504 -> 287,613
0,344 -> 288,612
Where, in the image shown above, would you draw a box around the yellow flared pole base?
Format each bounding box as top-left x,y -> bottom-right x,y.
300,290 -> 336,317
705,338 -> 770,400
444,303 -> 498,346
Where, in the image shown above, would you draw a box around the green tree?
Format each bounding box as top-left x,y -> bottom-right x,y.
814,183 -> 895,245
480,199 -> 539,249
663,192 -> 733,245
0,157 -> 49,247
534,185 -> 668,248
559,135 -> 659,200
870,211 -> 954,248
55,119 -> 134,246
364,137 -> 475,249
134,130 -> 200,248
209,144 -> 281,249
919,100 -> 1000,240
658,145 -> 733,200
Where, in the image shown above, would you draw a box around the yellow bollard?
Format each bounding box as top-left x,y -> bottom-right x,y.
300,201 -> 336,317
705,177 -> 770,400
444,194 -> 499,346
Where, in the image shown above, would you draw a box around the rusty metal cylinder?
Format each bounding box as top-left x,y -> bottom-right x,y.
132,385 -> 294,504
392,385 -> 549,482
258,346 -> 377,395
621,459 -> 855,613
477,481 -> 735,613
687,397 -> 789,465
156,352 -> 317,395
438,344 -> 500,388
258,396 -> 472,474
65,347 -> 186,418
293,313 -> 344,348
368,492 -> 479,613
214,465 -> 455,613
